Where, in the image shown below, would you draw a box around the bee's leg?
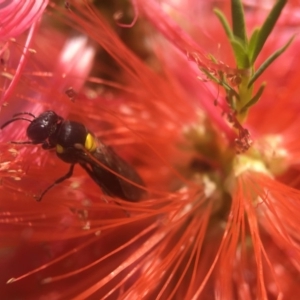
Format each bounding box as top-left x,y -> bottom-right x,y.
10,141 -> 34,144
35,164 -> 75,202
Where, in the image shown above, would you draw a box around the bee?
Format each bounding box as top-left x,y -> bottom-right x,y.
1,110 -> 145,202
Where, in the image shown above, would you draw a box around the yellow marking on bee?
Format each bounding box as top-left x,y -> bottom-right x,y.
85,133 -> 97,152
56,144 -> 64,154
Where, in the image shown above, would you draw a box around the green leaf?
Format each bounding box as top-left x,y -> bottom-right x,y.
208,53 -> 218,64
200,68 -> 221,85
214,9 -> 233,39
241,83 -> 266,112
231,0 -> 247,44
250,0 -> 287,63
201,68 -> 240,100
230,38 -> 250,68
248,36 -> 294,87
227,89 -> 241,109
225,84 -> 240,101
248,28 -> 260,58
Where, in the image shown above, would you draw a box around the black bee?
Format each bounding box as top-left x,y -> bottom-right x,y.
1,110 -> 145,202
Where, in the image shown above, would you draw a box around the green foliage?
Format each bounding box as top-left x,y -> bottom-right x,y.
250,0 -> 287,63
231,0 -> 247,43
248,36 -> 294,88
211,0 -> 291,119
241,83 -> 266,113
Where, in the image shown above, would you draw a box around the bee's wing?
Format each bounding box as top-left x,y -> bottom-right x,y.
79,143 -> 145,202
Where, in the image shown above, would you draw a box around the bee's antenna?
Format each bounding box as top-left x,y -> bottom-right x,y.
1,117 -> 32,130
13,112 -> 36,118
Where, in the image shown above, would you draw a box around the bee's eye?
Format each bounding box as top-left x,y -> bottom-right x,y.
26,111 -> 60,143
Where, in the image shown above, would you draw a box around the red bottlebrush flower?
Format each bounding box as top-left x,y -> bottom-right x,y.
1,0 -> 300,299
0,0 -> 48,40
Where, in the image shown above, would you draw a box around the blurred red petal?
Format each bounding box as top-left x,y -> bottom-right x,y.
0,0 -> 48,39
